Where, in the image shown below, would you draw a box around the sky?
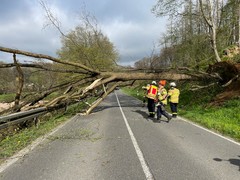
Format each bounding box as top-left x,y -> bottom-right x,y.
0,0 -> 167,66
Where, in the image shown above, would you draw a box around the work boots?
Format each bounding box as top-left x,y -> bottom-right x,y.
156,116 -> 161,123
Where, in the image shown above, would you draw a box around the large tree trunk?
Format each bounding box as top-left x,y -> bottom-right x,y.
211,24 -> 222,62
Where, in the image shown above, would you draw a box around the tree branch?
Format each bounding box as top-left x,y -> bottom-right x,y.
0,46 -> 100,74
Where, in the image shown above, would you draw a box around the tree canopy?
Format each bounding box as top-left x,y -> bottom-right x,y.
57,26 -> 119,71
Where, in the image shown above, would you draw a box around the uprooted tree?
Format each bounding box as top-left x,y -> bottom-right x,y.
0,45 -> 233,116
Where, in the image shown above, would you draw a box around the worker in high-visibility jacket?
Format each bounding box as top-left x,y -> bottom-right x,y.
142,81 -> 158,118
168,82 -> 180,118
156,80 -> 172,123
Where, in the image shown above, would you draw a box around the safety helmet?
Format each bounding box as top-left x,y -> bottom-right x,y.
152,81 -> 157,85
170,82 -> 176,87
159,80 -> 166,86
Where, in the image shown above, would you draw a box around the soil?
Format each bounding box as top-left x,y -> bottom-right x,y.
211,80 -> 240,106
208,61 -> 240,106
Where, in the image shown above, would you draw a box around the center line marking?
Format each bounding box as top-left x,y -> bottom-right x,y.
115,92 -> 154,180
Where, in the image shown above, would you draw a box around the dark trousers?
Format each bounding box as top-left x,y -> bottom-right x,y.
170,102 -> 178,116
157,104 -> 171,119
147,98 -> 155,117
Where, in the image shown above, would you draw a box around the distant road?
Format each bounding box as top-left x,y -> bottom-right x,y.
0,90 -> 239,180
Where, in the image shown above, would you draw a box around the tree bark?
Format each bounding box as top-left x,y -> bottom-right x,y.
199,0 -> 222,62
13,54 -> 24,111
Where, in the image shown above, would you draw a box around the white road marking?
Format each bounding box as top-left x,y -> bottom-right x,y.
179,116 -> 240,146
115,92 -> 154,180
126,92 -> 240,146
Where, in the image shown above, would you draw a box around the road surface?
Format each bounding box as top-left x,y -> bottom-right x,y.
0,90 -> 239,180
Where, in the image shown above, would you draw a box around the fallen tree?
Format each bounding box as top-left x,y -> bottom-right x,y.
0,46 -> 233,115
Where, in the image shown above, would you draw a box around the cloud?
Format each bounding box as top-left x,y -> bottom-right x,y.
0,0 -> 166,66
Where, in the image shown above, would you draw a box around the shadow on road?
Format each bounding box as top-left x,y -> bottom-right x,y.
133,110 -> 148,119
132,110 -> 159,123
213,156 -> 240,171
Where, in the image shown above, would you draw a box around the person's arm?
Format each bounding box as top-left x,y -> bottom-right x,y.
161,89 -> 168,99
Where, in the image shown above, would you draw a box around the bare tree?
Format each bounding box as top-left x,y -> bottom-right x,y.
199,0 -> 222,62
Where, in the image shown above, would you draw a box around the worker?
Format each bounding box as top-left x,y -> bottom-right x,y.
142,81 -> 158,118
168,82 -> 180,118
156,80 -> 172,123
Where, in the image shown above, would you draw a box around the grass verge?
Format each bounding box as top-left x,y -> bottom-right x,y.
122,85 -> 240,142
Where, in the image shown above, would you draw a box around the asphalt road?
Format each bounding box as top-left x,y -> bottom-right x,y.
0,90 -> 239,180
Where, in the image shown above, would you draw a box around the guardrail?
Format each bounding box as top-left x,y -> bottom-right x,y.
0,107 -> 48,130
0,95 -> 97,131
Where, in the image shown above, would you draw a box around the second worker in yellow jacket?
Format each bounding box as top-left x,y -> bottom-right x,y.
168,82 -> 180,118
156,80 -> 172,123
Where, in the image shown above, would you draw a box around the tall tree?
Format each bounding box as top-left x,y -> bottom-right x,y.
152,0 -> 225,63
57,26 -> 119,71
199,0 -> 222,62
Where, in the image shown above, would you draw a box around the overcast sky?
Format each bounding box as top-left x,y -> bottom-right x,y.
0,0 -> 167,66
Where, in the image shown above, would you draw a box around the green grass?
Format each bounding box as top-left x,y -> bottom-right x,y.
0,94 -> 15,103
180,98 -> 240,140
122,84 -> 240,142
122,85 -> 146,101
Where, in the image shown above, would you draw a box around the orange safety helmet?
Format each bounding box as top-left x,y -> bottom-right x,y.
159,80 -> 166,86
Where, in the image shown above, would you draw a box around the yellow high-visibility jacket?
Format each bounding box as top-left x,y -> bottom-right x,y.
145,84 -> 158,100
168,87 -> 180,103
158,88 -> 168,105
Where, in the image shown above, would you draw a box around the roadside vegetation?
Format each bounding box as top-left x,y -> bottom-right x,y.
122,82 -> 240,142
0,94 -> 15,103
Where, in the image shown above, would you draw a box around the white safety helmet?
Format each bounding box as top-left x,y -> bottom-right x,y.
152,81 -> 157,85
170,82 -> 176,87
